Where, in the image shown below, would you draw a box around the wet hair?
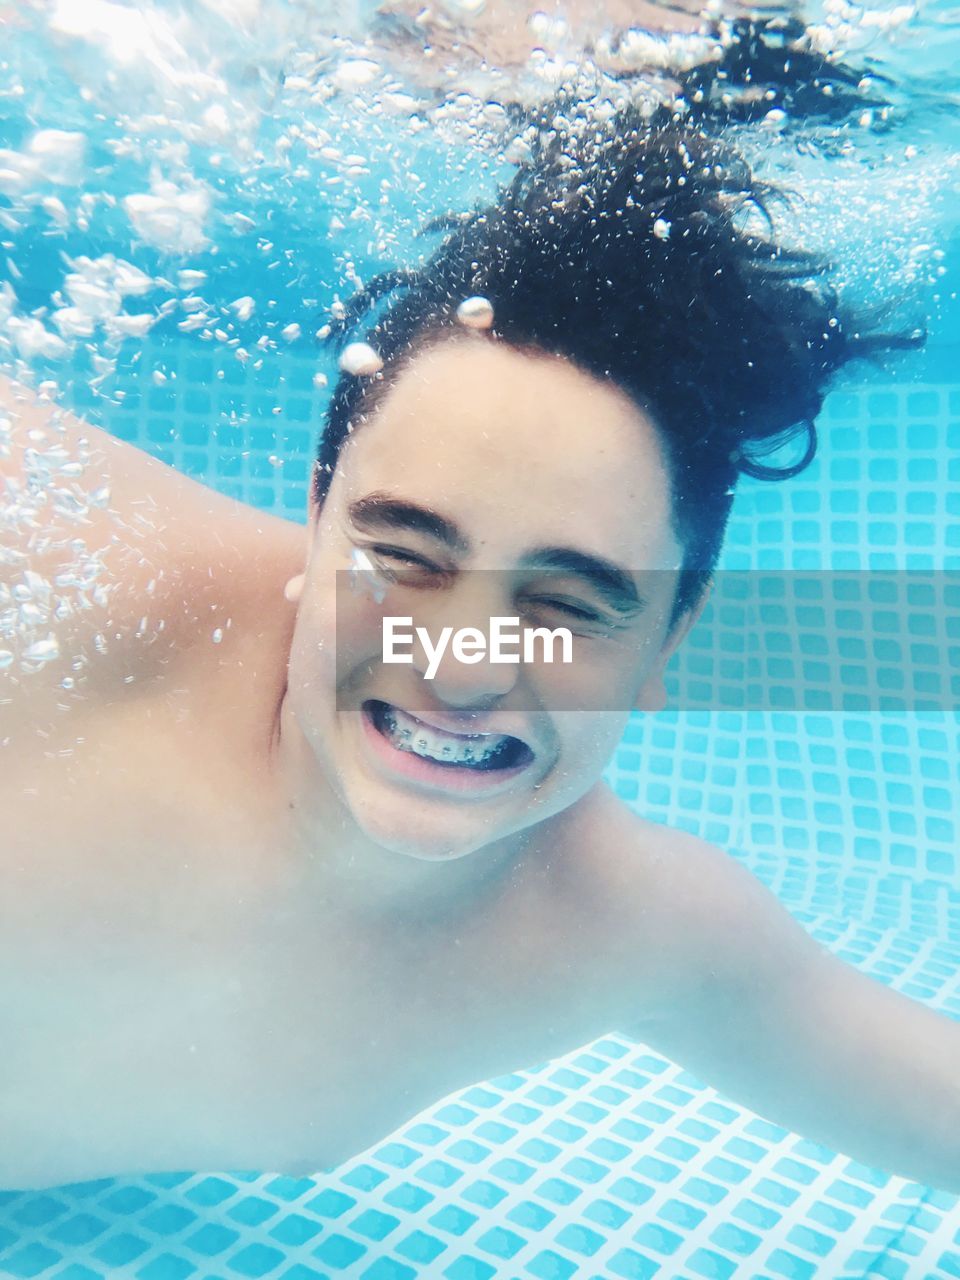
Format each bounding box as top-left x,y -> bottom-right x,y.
314,102 -> 922,630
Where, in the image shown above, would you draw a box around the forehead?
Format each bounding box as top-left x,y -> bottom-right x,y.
336,337 -> 680,565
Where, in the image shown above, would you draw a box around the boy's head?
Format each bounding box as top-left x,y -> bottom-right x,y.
314,109 -> 914,627
282,105 -> 919,862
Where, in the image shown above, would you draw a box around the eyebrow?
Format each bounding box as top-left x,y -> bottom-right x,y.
347,492 -> 647,616
349,493 -> 470,554
520,547 -> 647,617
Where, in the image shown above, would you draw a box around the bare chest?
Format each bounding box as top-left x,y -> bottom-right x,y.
0,703 -> 634,1187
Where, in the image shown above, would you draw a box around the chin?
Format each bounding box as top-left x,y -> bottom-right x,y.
352,801 -> 498,862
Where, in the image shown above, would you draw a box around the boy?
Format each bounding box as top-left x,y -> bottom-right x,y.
1,110 -> 957,1194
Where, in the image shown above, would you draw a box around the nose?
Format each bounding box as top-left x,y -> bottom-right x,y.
409,576 -> 521,707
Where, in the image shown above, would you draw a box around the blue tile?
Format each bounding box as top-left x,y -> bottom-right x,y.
633,1223 -> 683,1256
357,1259 -> 416,1280
48,1214 -> 109,1246
185,1177 -> 237,1207
405,1124 -> 447,1146
506,1200 -> 555,1231
1,1244 -> 64,1278
687,1248 -> 738,1280
766,1248 -> 816,1280
681,1177 -> 728,1207
474,1122 -> 517,1144
268,1215 -> 322,1246
521,1248 -> 578,1280
555,1224 -> 605,1256
383,1184 -> 435,1213
185,1223 -> 241,1256
518,1139 -> 561,1163
263,1172 -> 316,1203
394,1230 -> 447,1264
92,1232 -> 151,1266
98,1186 -> 157,1215
226,1243 -> 286,1277
537,1178 -> 581,1206
503,1104 -> 543,1125
583,1198 -> 630,1230
10,1196 -> 68,1228
350,1209 -> 400,1242
632,1157 -> 680,1184
374,1144 -> 420,1169
488,1159 -> 535,1185
609,1177 -> 655,1208
544,1121 -> 587,1144
461,1181 -> 507,1210
429,1206 -> 478,1237
312,1233 -> 367,1270
342,1165 -> 388,1192
142,1205 -> 199,1236
434,1106 -> 477,1126
825,1179 -> 874,1209
658,1198 -> 706,1230
419,1161 -> 464,1189
446,1141 -> 491,1165
442,1256 -> 496,1280
476,1226 -> 526,1259
732,1199 -> 782,1230
304,1190 -> 356,1220
755,1178 -> 801,1208
709,1222 -> 763,1256
563,1157 -> 609,1185
785,1224 -> 837,1258
608,1248 -> 660,1279
137,1254 -> 197,1280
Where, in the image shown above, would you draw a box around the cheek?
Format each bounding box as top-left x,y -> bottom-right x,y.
330,587 -> 394,691
557,712 -> 629,760
532,636 -> 650,712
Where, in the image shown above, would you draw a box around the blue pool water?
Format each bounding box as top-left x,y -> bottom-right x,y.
1,1 -> 959,1276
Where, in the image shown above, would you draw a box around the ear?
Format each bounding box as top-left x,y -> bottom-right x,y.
633,579 -> 713,714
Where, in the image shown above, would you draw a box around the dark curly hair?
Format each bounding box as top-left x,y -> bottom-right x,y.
314,102 -> 922,630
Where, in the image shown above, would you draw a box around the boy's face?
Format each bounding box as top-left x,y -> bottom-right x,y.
285,337 -> 698,862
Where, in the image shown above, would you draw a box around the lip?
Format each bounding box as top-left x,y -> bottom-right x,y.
357,700 -> 539,797
367,699 -> 538,752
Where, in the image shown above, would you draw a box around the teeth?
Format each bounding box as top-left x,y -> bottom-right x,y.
381,704 -> 512,766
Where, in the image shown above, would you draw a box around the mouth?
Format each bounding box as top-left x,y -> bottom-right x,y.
359,698 -> 537,793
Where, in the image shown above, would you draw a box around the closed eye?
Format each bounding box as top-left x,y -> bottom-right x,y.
365,544 -> 451,581
522,596 -> 608,625
370,545 -> 439,569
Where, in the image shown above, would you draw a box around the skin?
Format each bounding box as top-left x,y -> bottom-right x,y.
1,344 -> 959,1195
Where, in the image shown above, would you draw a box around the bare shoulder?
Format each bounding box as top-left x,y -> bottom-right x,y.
573,784 -> 760,922
1,376 -> 303,723
570,786 -> 822,1034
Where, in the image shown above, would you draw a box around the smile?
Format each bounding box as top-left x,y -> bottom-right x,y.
360,699 -> 537,794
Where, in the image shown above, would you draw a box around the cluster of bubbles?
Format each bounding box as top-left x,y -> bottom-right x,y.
0,0 -> 958,686
0,388 -> 109,681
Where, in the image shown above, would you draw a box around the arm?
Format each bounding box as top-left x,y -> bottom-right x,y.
622,841 -> 960,1192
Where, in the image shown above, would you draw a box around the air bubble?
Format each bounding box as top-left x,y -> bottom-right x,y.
22,636 -> 60,663
339,342 -> 383,376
